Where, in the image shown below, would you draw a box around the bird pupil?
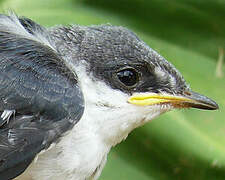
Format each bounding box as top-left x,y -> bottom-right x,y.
117,69 -> 138,87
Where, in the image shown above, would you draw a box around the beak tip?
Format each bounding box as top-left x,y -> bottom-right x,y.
186,90 -> 219,111
204,103 -> 219,111
210,101 -> 219,110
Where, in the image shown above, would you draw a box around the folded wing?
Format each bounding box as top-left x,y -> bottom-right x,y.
0,14 -> 84,180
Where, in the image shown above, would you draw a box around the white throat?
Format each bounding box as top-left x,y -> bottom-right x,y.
75,64 -> 172,147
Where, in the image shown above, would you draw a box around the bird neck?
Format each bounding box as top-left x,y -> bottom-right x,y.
73,65 -> 158,147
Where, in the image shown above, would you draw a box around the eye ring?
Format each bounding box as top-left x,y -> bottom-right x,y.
116,67 -> 139,88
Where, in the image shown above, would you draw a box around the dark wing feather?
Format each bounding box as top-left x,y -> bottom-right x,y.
0,15 -> 84,180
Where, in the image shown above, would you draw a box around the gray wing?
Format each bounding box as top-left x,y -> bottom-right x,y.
0,15 -> 84,180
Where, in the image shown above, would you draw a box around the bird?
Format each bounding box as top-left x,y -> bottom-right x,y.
0,13 -> 218,180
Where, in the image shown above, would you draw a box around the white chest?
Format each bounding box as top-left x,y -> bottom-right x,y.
16,118 -> 110,180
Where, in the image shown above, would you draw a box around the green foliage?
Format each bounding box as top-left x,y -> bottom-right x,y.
0,0 -> 225,179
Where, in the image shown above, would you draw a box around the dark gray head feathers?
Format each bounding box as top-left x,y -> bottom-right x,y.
50,25 -> 188,95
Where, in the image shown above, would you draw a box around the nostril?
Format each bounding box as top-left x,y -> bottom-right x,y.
183,91 -> 191,96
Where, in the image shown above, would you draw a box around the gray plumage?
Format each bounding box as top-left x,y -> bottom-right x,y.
0,15 -> 84,179
49,25 -> 187,94
0,14 -> 218,180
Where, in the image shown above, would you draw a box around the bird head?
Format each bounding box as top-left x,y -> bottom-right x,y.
54,25 -> 218,146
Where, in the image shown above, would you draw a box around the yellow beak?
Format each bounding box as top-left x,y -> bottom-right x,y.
128,91 -> 218,110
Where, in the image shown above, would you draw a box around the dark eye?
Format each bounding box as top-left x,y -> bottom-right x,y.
117,68 -> 139,87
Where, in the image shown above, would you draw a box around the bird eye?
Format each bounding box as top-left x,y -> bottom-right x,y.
117,68 -> 139,87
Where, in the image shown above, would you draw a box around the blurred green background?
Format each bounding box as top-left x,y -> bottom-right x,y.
0,0 -> 225,179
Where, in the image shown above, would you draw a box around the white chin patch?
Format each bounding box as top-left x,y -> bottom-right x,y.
137,104 -> 172,126
73,64 -> 174,146
146,106 -> 169,120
